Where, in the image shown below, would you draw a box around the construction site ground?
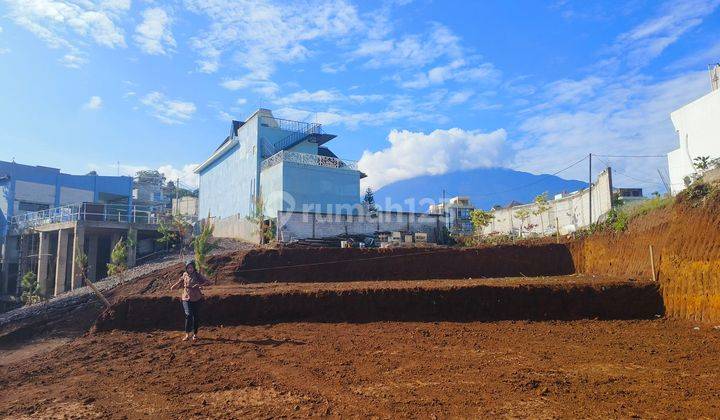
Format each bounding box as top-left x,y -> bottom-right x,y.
2,317 -> 719,418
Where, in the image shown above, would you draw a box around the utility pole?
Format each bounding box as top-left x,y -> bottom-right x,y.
442,189 -> 448,230
588,153 -> 593,225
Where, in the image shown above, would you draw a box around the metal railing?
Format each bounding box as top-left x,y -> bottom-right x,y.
261,150 -> 359,172
259,115 -> 317,133
11,202 -> 171,230
258,115 -> 324,157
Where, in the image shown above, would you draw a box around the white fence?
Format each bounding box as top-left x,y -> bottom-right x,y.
483,168 -> 613,236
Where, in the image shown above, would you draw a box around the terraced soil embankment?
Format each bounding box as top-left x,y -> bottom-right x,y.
95,277 -> 662,331
571,196 -> 720,323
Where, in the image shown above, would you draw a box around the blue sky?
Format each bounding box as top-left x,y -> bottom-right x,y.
0,0 -> 719,193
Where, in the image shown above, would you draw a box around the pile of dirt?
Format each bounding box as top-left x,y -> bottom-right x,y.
95,276 -> 662,331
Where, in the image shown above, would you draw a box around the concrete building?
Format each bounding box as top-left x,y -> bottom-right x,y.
0,161 -> 168,310
172,196 -> 198,220
667,64 -> 720,194
615,188 -> 646,205
429,196 -> 475,236
195,109 -> 364,241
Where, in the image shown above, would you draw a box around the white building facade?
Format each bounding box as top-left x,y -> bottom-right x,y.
667,66 -> 720,195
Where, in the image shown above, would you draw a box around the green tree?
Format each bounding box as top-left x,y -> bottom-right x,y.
363,187 -> 378,215
193,218 -> 216,276
20,271 -> 42,305
470,209 -> 494,235
532,192 -> 550,234
514,209 -> 530,238
157,215 -> 193,258
107,237 -> 129,276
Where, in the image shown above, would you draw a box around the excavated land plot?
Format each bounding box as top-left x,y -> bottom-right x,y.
2,319 -> 720,418
96,276 -> 663,331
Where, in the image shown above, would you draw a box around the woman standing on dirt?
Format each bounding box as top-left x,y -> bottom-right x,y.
170,260 -> 213,341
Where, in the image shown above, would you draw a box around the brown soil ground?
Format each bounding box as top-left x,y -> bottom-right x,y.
2,319 -> 719,418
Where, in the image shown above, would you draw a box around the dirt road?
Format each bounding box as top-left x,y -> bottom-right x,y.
2,319 -> 719,418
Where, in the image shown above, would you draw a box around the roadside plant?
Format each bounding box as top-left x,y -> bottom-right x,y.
193,217 -> 216,276
470,209 -> 494,235
514,209 -> 530,238
157,215 -> 193,258
20,271 -> 42,305
532,192 -> 550,233
107,237 -> 128,276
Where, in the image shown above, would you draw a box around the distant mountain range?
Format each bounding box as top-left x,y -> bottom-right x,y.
373,167 -> 587,211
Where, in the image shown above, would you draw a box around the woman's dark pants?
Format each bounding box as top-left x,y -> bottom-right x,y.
182,300 -> 200,334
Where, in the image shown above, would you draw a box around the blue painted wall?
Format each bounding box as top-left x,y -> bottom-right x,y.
259,161 -> 361,217
198,115 -> 260,219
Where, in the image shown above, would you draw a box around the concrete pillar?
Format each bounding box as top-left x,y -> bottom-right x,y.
37,232 -> 52,296
127,228 -> 137,268
87,234 -> 98,282
54,229 -> 69,296
0,240 -> 8,295
71,225 -> 85,290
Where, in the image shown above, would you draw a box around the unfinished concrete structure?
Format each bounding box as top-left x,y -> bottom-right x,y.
1,161 -> 170,309
429,196 -> 475,236
13,203 -> 167,298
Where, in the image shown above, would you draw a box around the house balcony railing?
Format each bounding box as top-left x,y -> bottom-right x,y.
261,150 -> 359,172
10,202 -> 171,231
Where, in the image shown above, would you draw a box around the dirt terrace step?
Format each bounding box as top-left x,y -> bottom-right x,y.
95,276 -> 662,331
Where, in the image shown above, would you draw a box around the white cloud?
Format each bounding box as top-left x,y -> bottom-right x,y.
4,0 -> 129,67
59,53 -> 87,68
400,59 -> 500,89
221,75 -> 280,97
140,91 -> 196,124
513,71 -> 710,189
321,62 -> 346,73
353,24 -> 462,69
5,0 -> 128,48
134,7 -> 176,55
508,0 -> 720,194
236,98 -> 247,105
83,95 -> 102,109
447,90 -> 474,105
274,94 -> 449,130
185,0 -> 362,76
612,0 -> 720,69
158,163 -> 200,189
358,127 -> 507,190
274,89 -> 344,106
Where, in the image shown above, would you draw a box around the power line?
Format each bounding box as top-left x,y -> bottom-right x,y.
595,156 -> 665,187
473,155 -> 589,198
594,154 -> 666,158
